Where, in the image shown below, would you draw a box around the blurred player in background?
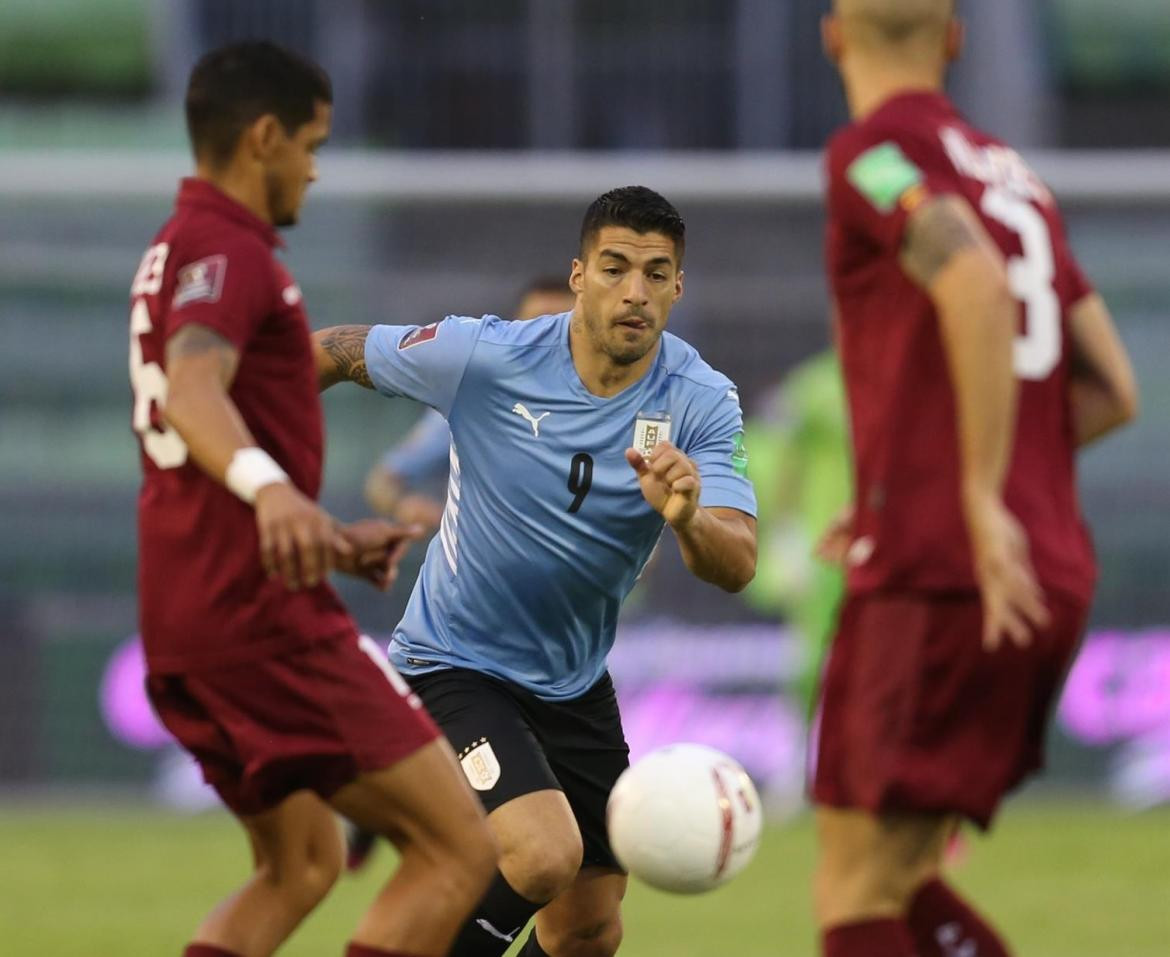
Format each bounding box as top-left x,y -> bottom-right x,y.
741,349 -> 849,715
130,42 -> 494,957
812,3 -> 1139,956
313,186 -> 758,957
364,277 -> 577,527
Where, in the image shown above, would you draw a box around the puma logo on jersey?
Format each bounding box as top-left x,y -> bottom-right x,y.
512,402 -> 551,437
476,919 -> 522,943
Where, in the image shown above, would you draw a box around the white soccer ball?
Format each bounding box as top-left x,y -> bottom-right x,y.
606,743 -> 763,894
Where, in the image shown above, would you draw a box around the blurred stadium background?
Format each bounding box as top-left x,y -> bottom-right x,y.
1,2 -> 1167,955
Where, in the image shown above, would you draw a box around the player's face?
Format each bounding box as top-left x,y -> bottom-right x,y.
265,100 -> 332,227
570,227 -> 683,366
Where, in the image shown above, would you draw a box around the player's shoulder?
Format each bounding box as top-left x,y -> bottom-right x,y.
827,92 -> 957,173
660,332 -> 738,400
163,207 -> 276,274
474,310 -> 569,349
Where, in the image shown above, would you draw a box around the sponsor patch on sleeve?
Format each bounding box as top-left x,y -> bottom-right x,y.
172,255 -> 227,308
846,142 -> 924,213
731,432 -> 749,476
398,323 -> 439,350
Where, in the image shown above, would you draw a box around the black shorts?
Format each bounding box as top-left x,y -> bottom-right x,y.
410,668 -> 630,870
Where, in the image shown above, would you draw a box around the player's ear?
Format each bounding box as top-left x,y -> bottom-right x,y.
945,19 -> 964,64
673,269 -> 684,304
821,14 -> 842,65
569,259 -> 585,294
248,114 -> 285,162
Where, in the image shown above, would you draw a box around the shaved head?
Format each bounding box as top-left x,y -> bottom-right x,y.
824,0 -> 961,104
834,0 -> 954,46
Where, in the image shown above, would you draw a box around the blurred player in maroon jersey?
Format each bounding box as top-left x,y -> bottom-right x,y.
812,3 -> 1138,956
129,42 -> 495,957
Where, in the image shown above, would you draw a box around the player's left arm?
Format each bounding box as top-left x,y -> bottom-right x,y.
626,443 -> 756,592
1066,292 -> 1139,446
313,324 -> 374,390
901,194 -> 1049,648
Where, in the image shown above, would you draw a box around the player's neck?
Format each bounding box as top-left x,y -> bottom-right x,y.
194,163 -> 274,225
569,323 -> 660,398
841,58 -> 945,120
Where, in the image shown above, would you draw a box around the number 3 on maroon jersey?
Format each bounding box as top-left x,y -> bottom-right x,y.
981,188 -> 1061,381
129,243 -> 189,470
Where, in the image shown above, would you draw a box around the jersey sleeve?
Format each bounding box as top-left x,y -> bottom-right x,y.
687,386 -> 758,517
379,408 -> 451,483
828,126 -> 964,255
364,316 -> 485,416
165,235 -> 275,348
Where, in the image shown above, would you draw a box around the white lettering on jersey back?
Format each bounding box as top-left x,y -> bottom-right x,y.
940,126 -> 1052,205
512,402 -> 551,437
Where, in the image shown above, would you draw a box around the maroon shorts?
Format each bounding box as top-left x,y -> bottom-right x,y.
811,591 -> 1087,828
146,634 -> 440,816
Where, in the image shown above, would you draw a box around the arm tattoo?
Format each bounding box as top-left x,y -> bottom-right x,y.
319,324 -> 374,389
165,324 -> 239,383
900,195 -> 983,287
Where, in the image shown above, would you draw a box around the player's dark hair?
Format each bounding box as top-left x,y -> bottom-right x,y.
579,186 -> 686,262
185,41 -> 332,166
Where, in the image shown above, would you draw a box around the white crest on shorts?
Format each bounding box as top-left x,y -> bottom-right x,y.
459,737 -> 501,791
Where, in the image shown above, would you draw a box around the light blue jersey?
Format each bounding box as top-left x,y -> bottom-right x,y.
365,312 -> 756,699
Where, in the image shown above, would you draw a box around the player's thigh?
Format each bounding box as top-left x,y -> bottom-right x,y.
532,672 -> 630,872
328,735 -> 490,860
410,669 -> 567,820
814,805 -> 953,923
487,788 -> 583,879
534,866 -> 627,953
411,669 -> 584,887
240,789 -> 344,890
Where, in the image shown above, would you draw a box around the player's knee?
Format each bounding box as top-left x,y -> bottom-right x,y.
255,851 -> 341,915
541,915 -> 622,957
501,833 -> 584,903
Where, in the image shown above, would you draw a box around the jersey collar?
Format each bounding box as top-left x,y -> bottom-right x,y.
175,178 -> 284,249
866,89 -> 958,125
558,312 -> 668,406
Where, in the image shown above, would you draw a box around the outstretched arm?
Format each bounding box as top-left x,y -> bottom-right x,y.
314,324 -> 375,391
900,194 -> 1049,649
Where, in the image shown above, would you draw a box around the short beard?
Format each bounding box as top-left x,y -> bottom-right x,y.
265,171 -> 298,227
578,309 -> 659,366
604,337 -> 657,366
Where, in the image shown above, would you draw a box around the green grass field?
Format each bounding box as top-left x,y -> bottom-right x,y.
0,800 -> 1166,956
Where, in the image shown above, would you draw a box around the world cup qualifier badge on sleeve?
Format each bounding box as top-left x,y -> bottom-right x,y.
633,411 -> 672,458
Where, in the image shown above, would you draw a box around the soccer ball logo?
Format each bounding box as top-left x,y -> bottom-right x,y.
606,743 -> 763,894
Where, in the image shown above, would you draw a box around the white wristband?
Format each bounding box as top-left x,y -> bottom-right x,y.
224,447 -> 290,505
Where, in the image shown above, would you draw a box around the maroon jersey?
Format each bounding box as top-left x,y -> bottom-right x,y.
131,178 -> 353,672
825,92 -> 1095,603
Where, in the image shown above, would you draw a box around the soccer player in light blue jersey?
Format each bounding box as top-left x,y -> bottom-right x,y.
313,186 -> 757,957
